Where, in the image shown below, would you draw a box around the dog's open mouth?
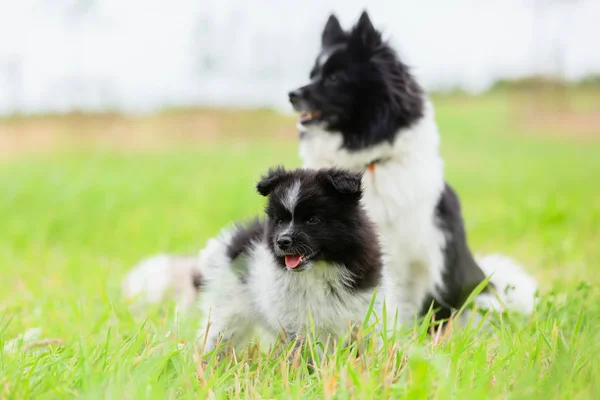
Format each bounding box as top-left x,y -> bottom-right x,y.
299,110 -> 322,123
284,253 -> 318,271
285,254 -> 305,269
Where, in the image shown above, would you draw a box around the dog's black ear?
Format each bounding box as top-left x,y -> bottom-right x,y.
256,166 -> 287,196
352,10 -> 381,49
320,168 -> 363,199
322,14 -> 345,47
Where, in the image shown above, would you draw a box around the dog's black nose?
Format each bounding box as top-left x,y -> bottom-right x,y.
288,89 -> 301,103
277,235 -> 292,249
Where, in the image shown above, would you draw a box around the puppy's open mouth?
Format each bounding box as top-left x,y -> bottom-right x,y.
285,254 -> 305,269
284,253 -> 318,271
299,110 -> 322,124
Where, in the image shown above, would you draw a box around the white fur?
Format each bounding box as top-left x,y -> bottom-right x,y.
122,254 -> 200,312
282,180 -> 301,213
299,99 -> 537,325
197,227 -> 376,355
317,51 -> 331,69
474,254 -> 538,314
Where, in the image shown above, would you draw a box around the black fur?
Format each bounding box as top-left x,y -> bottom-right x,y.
256,166 -> 287,197
192,270 -> 204,290
226,218 -> 266,260
288,11 -> 423,150
321,14 -> 346,47
420,183 -> 489,319
226,167 -> 383,292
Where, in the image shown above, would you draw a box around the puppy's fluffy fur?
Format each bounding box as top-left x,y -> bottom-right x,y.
197,167 -> 382,354
289,11 -> 537,324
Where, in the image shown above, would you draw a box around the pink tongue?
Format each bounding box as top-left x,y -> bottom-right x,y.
285,255 -> 304,269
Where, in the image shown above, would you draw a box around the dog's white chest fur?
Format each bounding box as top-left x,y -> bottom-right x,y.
299,101 -> 447,323
248,243 -> 372,334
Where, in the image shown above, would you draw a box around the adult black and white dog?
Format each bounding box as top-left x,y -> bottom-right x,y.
288,11 -> 537,324
196,166 -> 382,354
123,11 -> 537,325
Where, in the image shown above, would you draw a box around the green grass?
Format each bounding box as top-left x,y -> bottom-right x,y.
1,93 -> 599,398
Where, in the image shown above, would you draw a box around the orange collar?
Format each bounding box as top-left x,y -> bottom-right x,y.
366,157 -> 391,173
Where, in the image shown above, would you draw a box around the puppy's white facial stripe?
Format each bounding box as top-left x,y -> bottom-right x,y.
282,180 -> 301,213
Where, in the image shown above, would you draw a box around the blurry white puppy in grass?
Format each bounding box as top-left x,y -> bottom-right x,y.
122,254 -> 201,312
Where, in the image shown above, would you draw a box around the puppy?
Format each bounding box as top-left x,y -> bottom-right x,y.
196,167 -> 382,356
289,11 -> 537,326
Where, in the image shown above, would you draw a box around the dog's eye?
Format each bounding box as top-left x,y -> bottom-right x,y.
306,216 -> 321,225
325,73 -> 340,86
277,219 -> 285,226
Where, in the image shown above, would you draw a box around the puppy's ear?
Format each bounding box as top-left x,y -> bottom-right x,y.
322,14 -> 345,47
320,169 -> 363,199
352,10 -> 381,49
256,166 -> 287,196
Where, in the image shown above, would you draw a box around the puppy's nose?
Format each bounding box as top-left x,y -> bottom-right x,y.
288,89 -> 302,103
277,235 -> 292,249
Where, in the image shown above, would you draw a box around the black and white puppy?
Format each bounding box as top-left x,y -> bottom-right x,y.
289,11 -> 538,326
197,167 -> 382,355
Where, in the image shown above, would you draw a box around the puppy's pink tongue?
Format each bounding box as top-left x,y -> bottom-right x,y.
285,255 -> 304,269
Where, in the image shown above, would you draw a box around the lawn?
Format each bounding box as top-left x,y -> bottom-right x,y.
1,92 -> 599,399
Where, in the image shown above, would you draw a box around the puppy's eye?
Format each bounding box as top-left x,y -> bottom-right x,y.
277,219 -> 285,226
306,216 -> 320,225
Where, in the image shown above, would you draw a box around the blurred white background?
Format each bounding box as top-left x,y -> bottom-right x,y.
0,0 -> 598,115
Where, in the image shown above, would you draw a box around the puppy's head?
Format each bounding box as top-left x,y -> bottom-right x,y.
288,11 -> 423,150
257,166 -> 364,272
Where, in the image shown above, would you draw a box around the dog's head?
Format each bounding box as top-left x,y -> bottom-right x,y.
256,166 -> 365,272
288,11 -> 424,150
